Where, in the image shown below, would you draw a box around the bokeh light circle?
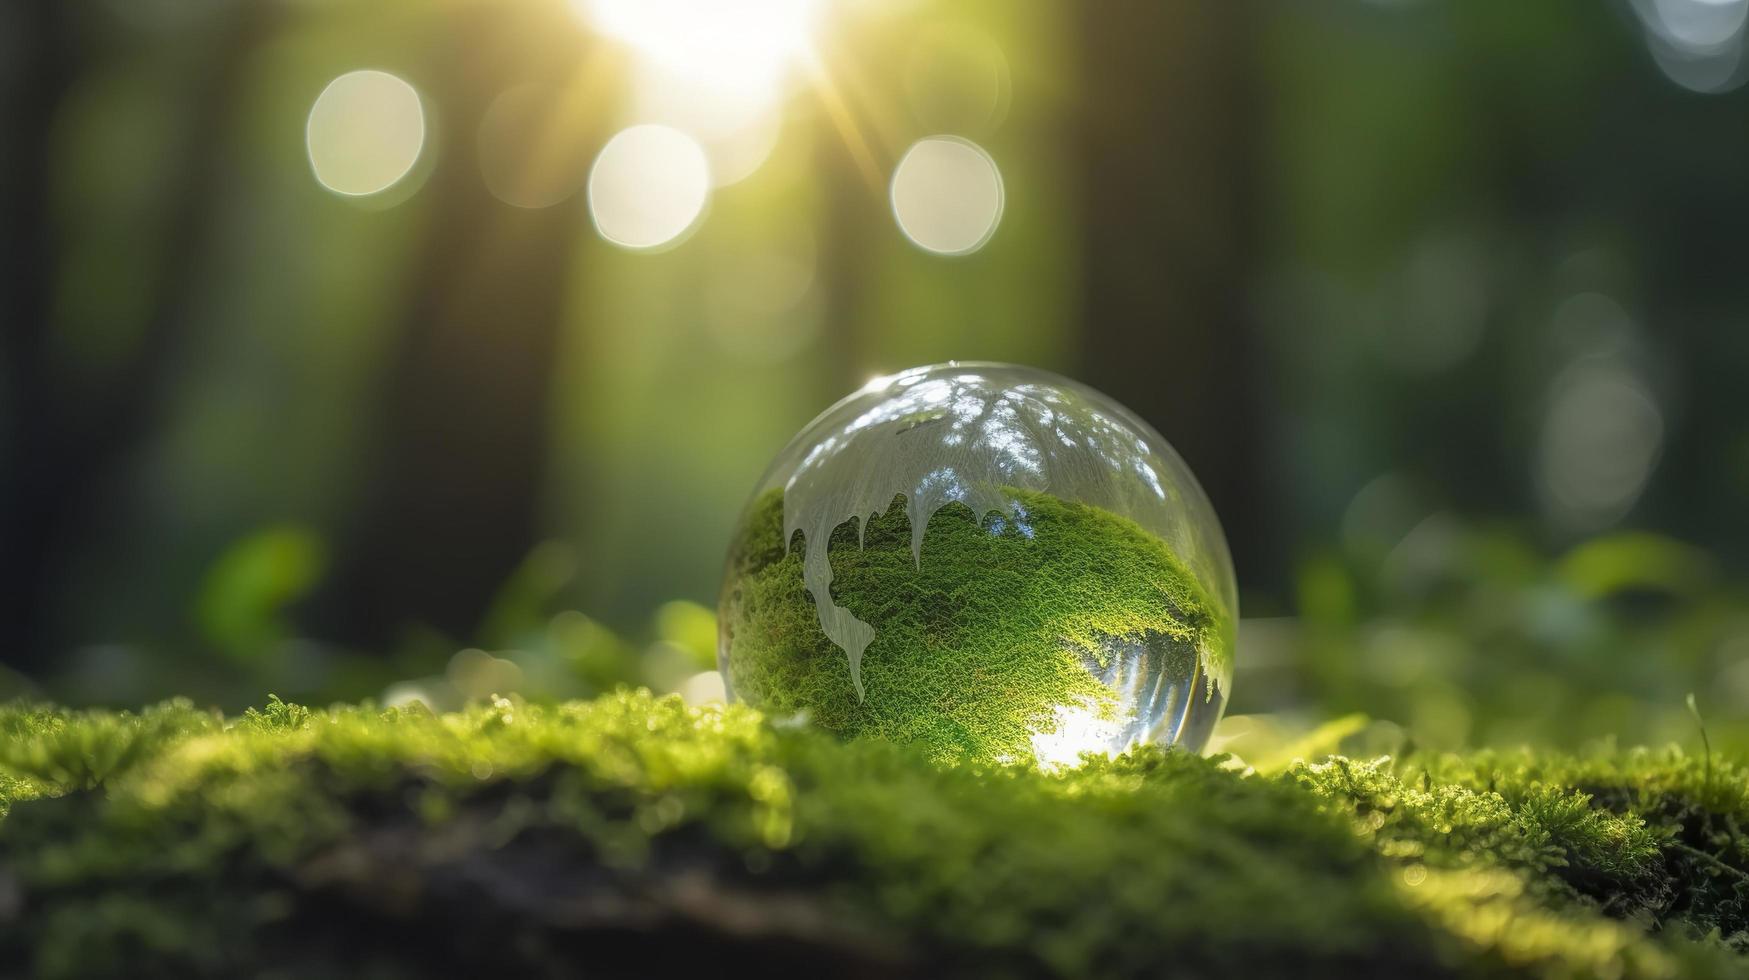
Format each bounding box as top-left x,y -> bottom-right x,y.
306,70 -> 426,198
704,231 -> 819,361
587,124 -> 712,250
905,24 -> 1012,134
477,84 -> 594,209
1537,361 -> 1665,530
890,136 -> 1005,255
627,62 -> 785,188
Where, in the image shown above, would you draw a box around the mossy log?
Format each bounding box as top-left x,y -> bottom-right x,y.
2,692 -> 1748,978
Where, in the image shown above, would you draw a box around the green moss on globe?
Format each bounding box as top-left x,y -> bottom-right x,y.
720,487 -> 1233,764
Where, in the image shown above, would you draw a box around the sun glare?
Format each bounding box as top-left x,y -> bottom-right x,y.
628,61 -> 785,187
575,0 -> 822,96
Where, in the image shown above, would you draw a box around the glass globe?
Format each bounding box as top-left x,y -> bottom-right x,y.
718,362 -> 1236,766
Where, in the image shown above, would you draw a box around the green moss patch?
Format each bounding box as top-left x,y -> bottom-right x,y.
1,693 -> 1747,977
720,488 -> 1232,764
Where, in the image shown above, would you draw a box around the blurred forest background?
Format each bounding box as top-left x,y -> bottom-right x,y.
4,0 -> 1749,755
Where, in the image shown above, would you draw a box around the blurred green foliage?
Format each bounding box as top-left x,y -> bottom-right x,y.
20,509 -> 1749,764
1227,523 -> 1749,757
195,525 -> 327,661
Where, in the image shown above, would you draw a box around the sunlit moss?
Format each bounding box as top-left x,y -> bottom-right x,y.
1287,756 -> 1706,977
0,694 -> 1746,975
720,487 -> 1230,765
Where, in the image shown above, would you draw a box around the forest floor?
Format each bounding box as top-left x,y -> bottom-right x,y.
3,691 -> 1748,978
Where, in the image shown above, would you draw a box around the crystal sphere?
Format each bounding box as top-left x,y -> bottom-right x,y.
718,362 -> 1236,766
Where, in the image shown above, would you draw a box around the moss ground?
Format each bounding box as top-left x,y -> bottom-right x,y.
2,692 -> 1748,978
720,488 -> 1232,764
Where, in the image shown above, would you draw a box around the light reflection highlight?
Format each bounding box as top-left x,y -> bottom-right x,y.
1029,701 -> 1125,772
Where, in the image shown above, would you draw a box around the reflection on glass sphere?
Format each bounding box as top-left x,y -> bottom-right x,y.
718,362 -> 1237,767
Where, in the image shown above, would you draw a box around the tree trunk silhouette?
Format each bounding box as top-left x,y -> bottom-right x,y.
1072,1 -> 1276,598
0,2 -> 269,671
315,8 -> 594,649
